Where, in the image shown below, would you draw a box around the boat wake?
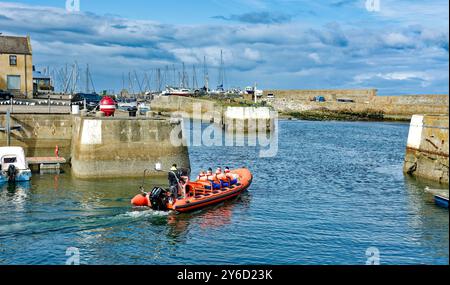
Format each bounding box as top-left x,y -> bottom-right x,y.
123,209 -> 169,219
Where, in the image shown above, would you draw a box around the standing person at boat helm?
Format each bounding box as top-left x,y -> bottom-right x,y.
168,164 -> 181,198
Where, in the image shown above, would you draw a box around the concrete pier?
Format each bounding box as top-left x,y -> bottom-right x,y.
71,116 -> 190,179
223,107 -> 275,133
151,95 -> 220,122
404,114 -> 449,184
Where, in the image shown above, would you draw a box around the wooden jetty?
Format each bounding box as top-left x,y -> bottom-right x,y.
26,157 -> 67,173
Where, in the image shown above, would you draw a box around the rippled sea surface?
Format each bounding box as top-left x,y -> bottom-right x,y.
0,120 -> 448,265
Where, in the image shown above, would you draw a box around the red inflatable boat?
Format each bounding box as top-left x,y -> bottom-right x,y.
131,168 -> 252,213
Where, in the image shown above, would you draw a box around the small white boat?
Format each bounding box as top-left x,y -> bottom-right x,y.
138,102 -> 150,115
164,87 -> 193,97
117,98 -> 137,111
0,147 -> 32,183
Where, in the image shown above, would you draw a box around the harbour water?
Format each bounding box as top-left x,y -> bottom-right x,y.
0,120 -> 448,265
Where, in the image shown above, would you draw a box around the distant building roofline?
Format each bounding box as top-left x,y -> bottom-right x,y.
0,35 -> 32,55
33,71 -> 51,80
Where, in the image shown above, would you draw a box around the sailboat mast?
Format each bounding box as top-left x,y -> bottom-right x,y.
193,65 -> 198,90
86,64 -> 89,93
172,64 -> 176,87
204,56 -> 209,92
122,72 -> 124,91
218,50 -> 224,90
182,62 -> 186,88
157,68 -> 161,92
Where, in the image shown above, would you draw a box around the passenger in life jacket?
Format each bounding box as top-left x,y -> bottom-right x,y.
206,168 -> 215,181
197,170 -> 207,181
216,167 -> 227,181
225,167 -> 239,185
216,167 -> 233,188
204,167 -> 221,190
224,167 -> 232,177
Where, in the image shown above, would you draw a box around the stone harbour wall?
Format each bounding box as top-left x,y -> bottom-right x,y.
403,115 -> 449,184
0,113 -> 191,179
0,114 -> 72,157
262,89 -> 449,119
150,95 -> 221,121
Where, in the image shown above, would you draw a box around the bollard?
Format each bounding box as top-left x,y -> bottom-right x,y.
128,107 -> 138,117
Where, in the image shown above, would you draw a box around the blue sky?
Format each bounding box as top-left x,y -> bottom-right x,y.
0,0 -> 448,94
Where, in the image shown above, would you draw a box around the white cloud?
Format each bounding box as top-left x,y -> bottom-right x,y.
354,71 -> 433,83
382,32 -> 414,48
0,1 -> 447,94
244,48 -> 261,61
308,52 -> 321,63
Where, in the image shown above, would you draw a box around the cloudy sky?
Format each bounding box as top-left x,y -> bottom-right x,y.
0,0 -> 448,94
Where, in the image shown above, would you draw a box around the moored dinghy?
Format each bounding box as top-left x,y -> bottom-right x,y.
425,187 -> 449,209
0,146 -> 32,183
131,168 -> 252,213
434,195 -> 449,209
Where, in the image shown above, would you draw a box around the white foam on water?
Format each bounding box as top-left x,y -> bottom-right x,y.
121,209 -> 169,219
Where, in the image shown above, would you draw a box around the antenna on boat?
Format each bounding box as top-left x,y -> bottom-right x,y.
139,169 -> 152,194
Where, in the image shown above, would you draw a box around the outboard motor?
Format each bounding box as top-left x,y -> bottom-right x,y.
149,187 -> 169,211
7,164 -> 17,182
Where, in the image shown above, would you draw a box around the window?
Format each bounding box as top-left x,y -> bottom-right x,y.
3,157 -> 17,164
9,55 -> 17,66
7,75 -> 21,90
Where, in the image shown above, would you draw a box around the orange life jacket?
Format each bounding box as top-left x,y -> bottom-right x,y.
217,173 -> 228,181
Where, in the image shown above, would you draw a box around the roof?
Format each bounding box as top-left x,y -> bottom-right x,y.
0,35 -> 32,55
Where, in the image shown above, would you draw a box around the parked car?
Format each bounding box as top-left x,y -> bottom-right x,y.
337,98 -> 355,103
0,89 -> 13,101
312,96 -> 326,102
71,93 -> 102,110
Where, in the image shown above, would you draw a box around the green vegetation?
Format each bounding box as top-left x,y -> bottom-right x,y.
287,108 -> 386,121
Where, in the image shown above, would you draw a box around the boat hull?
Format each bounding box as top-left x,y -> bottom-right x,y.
0,169 -> 32,183
171,168 -> 252,213
435,195 -> 449,209
131,168 -> 253,213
